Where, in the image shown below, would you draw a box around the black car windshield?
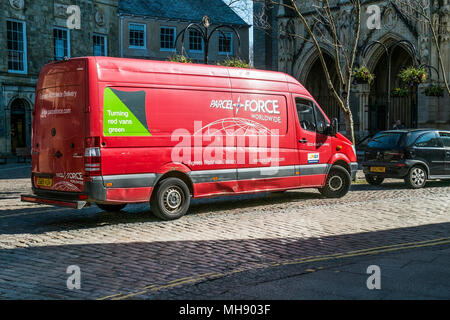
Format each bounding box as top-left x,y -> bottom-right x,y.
368,132 -> 404,149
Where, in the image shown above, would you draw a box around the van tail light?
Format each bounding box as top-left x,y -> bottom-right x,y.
84,137 -> 101,176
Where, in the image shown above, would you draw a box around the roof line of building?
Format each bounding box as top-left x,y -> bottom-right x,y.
117,12 -> 250,28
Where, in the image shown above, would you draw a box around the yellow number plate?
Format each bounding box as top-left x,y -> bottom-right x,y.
36,177 -> 52,187
370,167 -> 386,173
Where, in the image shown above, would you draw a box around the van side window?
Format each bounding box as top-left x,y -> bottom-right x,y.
314,105 -> 329,127
295,98 -> 316,132
439,132 -> 450,148
415,132 -> 441,148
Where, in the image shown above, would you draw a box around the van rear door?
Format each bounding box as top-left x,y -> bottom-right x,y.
32,59 -> 87,193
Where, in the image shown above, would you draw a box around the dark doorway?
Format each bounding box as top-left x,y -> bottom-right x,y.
369,45 -> 415,134
10,99 -> 28,154
305,54 -> 340,122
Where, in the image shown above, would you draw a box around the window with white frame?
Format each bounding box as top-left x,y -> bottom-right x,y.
93,34 -> 107,56
160,27 -> 176,51
7,19 -> 27,73
189,30 -> 203,52
219,32 -> 232,55
54,27 -> 70,60
129,23 -> 146,48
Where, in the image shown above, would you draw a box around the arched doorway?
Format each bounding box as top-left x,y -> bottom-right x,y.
368,45 -> 414,133
304,54 -> 340,121
10,98 -> 29,154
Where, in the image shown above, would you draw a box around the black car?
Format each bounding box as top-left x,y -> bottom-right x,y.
362,129 -> 450,188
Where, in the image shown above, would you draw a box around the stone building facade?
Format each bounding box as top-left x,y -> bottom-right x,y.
255,0 -> 449,139
0,0 -> 119,155
118,0 -> 250,64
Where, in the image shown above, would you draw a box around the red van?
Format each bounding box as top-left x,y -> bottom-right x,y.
21,57 -> 357,220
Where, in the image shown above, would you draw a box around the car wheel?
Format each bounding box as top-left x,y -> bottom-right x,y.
96,203 -> 127,212
365,174 -> 385,186
405,166 -> 427,189
319,165 -> 351,198
151,177 -> 191,220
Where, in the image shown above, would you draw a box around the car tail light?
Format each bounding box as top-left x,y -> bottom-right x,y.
389,152 -> 404,160
85,137 -> 101,176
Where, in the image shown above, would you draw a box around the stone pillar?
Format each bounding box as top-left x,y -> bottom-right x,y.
352,83 -> 371,139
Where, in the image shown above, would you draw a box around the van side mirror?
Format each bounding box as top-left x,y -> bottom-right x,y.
330,118 -> 338,136
317,121 -> 326,134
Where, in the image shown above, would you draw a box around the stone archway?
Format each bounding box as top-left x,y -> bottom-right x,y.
9,98 -> 30,154
368,45 -> 414,133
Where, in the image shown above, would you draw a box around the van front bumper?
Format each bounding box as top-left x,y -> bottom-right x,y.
350,162 -> 359,181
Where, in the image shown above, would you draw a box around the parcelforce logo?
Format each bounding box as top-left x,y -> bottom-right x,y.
56,172 -> 83,181
210,97 -> 281,115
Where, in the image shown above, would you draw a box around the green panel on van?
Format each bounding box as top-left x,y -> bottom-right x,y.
103,87 -> 151,137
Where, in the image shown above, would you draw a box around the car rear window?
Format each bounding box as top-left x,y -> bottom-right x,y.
368,132 -> 404,149
440,132 -> 450,147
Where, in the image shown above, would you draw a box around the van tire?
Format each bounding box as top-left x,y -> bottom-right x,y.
318,165 -> 351,198
151,177 -> 191,220
96,203 -> 127,212
365,174 -> 384,186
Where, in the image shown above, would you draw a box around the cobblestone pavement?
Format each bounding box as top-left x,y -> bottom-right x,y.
0,164 -> 449,299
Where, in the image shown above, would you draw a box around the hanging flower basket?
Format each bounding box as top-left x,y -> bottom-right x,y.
392,87 -> 409,97
398,67 -> 428,86
168,54 -> 192,63
352,66 -> 375,85
217,57 -> 251,68
423,85 -> 444,97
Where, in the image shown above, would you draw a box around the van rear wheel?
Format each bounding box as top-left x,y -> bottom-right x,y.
318,165 -> 351,198
96,203 -> 127,212
151,177 -> 191,220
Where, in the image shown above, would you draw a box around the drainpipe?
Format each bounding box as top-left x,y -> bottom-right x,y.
120,15 -> 124,58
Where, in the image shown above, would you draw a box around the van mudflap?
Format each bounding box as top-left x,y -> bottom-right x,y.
21,194 -> 87,209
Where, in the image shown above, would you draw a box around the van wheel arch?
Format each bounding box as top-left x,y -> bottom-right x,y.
154,171 -> 194,196
330,160 -> 351,176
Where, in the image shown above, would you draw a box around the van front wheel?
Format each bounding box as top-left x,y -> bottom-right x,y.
318,165 -> 351,198
151,177 -> 191,220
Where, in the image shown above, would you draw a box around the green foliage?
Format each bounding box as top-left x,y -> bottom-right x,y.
423,85 -> 445,97
392,87 -> 409,97
352,66 -> 375,85
168,54 -> 192,63
398,67 -> 428,86
217,57 -> 251,68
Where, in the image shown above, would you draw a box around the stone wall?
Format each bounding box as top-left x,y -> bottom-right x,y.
0,0 -> 119,154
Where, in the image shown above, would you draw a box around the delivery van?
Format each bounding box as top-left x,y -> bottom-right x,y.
21,57 -> 358,220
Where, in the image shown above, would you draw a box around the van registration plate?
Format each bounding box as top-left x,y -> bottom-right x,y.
36,177 -> 52,187
370,167 -> 386,173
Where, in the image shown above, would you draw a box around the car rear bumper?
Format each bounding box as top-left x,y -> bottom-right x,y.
362,161 -> 410,178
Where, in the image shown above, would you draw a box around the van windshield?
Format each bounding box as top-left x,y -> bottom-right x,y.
368,132 -> 405,149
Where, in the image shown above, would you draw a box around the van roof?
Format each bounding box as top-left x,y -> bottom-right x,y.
63,56 -> 310,96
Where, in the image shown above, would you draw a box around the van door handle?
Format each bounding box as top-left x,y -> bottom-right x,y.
299,138 -> 308,144
54,151 -> 63,158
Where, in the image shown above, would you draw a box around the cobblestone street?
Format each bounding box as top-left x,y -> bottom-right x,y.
0,164 -> 449,299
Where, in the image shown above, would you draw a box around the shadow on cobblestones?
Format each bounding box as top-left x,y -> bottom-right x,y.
0,222 -> 449,299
